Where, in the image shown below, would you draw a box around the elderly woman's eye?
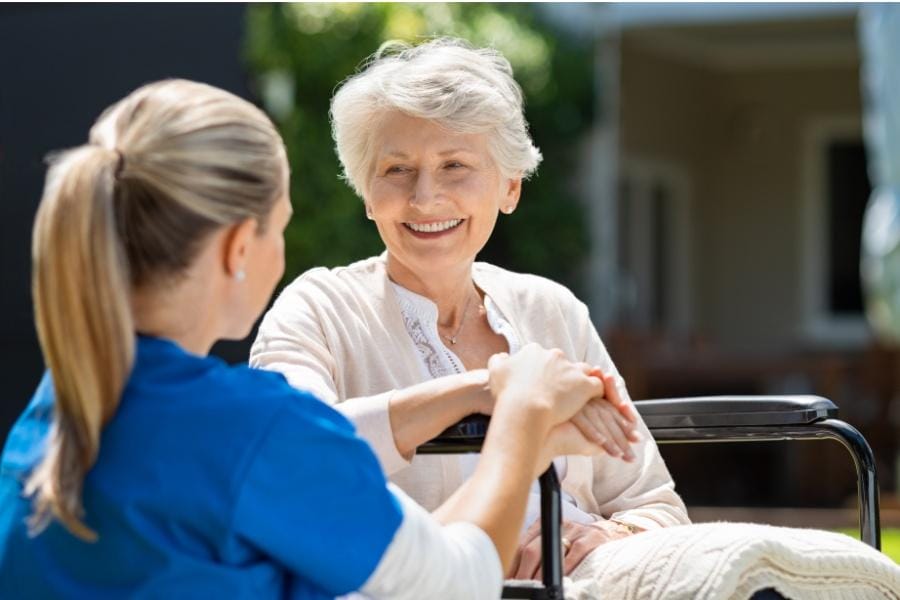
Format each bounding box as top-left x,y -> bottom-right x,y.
445,161 -> 466,170
386,165 -> 410,175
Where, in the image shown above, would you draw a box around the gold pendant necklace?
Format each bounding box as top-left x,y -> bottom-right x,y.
442,290 -> 475,345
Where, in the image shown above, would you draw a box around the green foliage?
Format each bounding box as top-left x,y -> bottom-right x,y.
838,528 -> 900,564
244,3 -> 594,293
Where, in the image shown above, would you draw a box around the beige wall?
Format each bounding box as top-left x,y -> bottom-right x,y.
619,33 -> 862,352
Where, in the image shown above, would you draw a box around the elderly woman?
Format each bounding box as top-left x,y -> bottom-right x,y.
251,38 -> 689,581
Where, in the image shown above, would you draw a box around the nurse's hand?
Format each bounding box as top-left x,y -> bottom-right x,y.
534,421 -> 604,478
487,345 -> 604,426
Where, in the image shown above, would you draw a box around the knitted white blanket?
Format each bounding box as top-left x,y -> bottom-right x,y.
561,522 -> 900,600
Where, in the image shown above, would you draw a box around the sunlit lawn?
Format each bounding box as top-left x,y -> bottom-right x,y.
839,528 -> 900,563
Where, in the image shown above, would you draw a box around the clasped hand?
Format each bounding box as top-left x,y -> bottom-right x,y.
487,344 -> 640,473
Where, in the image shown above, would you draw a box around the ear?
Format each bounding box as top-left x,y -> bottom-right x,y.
501,176 -> 523,214
364,201 -> 374,220
222,217 -> 258,279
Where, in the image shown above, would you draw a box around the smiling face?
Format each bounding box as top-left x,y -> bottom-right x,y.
365,112 -> 521,282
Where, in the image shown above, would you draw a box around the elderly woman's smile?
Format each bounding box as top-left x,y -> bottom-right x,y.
403,218 -> 465,236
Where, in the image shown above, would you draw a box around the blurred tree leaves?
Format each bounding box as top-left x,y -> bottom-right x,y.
244,3 -> 593,294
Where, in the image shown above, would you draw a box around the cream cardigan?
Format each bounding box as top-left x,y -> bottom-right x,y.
250,254 -> 690,531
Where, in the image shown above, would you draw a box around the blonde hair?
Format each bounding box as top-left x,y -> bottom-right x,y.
330,37 -> 543,197
26,79 -> 286,541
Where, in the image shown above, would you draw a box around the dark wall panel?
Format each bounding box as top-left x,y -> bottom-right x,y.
0,3 -> 251,437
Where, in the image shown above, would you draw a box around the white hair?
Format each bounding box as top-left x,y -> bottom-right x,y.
330,38 -> 543,197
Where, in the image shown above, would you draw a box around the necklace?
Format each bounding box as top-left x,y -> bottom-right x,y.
441,290 -> 475,345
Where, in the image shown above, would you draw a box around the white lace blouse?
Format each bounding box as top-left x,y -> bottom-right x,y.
390,282 -> 595,530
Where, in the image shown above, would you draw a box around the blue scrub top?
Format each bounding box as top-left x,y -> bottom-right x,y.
0,335 -> 403,599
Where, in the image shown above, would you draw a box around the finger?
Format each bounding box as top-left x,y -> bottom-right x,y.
563,537 -> 596,575
514,537 -> 543,580
608,403 -> 641,443
591,402 -> 631,458
487,352 -> 510,371
582,404 -> 623,458
507,545 -> 523,578
595,403 -> 635,461
603,373 -> 636,423
592,396 -> 636,432
581,371 -> 606,400
520,519 -> 542,548
571,412 -> 607,446
549,422 -> 606,459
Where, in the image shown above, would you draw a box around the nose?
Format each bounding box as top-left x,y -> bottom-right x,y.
409,171 -> 442,210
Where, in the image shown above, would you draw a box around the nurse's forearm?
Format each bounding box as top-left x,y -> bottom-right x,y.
386,369 -> 490,458
431,395 -> 552,571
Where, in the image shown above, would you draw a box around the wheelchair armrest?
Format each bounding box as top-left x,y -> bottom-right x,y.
433,414 -> 490,441
635,395 -> 837,429
419,415 -> 489,454
429,395 -> 838,443
426,395 -> 838,445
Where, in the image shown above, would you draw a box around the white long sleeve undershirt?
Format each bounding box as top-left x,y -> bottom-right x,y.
341,483 -> 503,600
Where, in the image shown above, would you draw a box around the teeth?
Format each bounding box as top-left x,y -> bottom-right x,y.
406,219 -> 462,233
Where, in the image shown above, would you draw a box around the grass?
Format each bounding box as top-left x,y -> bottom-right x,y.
838,527 -> 900,563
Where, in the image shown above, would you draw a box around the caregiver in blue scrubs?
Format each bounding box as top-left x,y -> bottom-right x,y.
0,79 -> 608,599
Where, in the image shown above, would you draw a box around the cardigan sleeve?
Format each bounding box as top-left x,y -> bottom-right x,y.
573,299 -> 691,530
250,275 -> 412,475
250,280 -> 340,404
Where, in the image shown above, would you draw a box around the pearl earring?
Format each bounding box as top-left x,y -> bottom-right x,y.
235,269 -> 246,282
502,206 -> 514,214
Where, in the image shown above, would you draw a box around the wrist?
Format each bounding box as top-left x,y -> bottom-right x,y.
463,369 -> 492,414
603,519 -> 643,537
493,390 -> 554,436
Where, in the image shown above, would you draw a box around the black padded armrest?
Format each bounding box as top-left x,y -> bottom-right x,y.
436,414 -> 490,440
429,395 -> 838,443
636,395 -> 837,429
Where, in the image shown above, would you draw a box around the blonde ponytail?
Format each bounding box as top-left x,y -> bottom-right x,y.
27,146 -> 134,540
24,79 -> 286,541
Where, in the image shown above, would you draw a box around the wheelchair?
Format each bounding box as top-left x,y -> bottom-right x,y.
420,395 -> 880,600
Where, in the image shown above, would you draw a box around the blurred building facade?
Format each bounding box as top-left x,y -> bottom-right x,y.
547,3 -> 899,510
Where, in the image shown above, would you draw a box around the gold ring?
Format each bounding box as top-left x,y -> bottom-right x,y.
561,537 -> 572,552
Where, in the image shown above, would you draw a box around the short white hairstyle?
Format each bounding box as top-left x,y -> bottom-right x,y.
330,37 -> 543,197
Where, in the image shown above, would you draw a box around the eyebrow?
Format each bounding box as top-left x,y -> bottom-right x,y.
379,148 -> 477,160
437,148 -> 477,157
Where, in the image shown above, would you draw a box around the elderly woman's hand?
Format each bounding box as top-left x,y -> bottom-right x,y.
570,372 -> 640,462
510,518 -> 642,580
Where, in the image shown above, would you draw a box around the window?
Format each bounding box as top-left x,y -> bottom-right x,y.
801,117 -> 872,346
617,159 -> 692,334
